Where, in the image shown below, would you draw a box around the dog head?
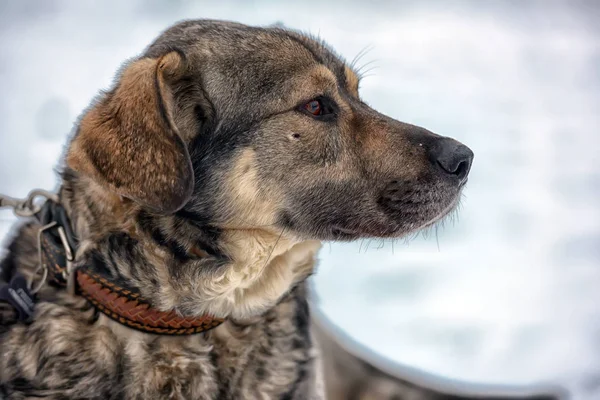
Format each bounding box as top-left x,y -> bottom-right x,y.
67,20 -> 473,242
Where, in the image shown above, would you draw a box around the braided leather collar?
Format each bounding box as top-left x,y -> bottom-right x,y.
38,201 -> 224,335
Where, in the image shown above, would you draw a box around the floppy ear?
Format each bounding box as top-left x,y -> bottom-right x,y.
67,51 -> 194,214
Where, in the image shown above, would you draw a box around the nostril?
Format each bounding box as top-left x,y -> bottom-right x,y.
436,158 -> 469,176
436,157 -> 471,182
453,160 -> 470,180
430,139 -> 474,182
440,160 -> 469,179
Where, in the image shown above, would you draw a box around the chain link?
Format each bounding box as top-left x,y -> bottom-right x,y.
1,189 -> 61,293
0,189 -> 59,217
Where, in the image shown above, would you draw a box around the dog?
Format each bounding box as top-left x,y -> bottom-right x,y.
0,19 -> 560,400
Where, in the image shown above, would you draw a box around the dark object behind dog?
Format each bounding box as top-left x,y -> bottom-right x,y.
313,309 -> 566,400
0,19 -> 562,399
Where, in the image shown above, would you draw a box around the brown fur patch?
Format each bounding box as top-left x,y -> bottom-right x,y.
67,52 -> 194,214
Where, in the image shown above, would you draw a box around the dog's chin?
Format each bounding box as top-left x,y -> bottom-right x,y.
406,193 -> 461,234
324,192 -> 462,242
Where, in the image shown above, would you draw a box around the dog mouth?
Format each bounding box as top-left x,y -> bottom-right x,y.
329,220 -> 403,241
283,176 -> 467,242
327,187 -> 464,241
330,226 -> 362,240
413,193 -> 461,232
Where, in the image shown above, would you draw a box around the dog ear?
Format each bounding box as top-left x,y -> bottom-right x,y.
67,52 -> 194,214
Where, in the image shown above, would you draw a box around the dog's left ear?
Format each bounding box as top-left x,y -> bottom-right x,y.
67,51 -> 194,214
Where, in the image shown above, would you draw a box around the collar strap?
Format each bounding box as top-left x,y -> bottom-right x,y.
37,201 -> 224,335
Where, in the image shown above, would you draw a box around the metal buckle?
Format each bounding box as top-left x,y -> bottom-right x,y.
57,226 -> 77,295
31,223 -> 76,295
0,189 -> 59,218
31,221 -> 57,294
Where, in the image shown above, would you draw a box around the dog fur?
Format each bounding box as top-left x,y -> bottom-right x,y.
0,19 -> 555,400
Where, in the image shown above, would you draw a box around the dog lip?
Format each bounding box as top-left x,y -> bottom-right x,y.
331,226 -> 361,239
331,226 -> 358,235
330,224 -> 398,240
417,195 -> 461,232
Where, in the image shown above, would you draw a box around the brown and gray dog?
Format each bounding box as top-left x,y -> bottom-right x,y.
0,20 -> 559,400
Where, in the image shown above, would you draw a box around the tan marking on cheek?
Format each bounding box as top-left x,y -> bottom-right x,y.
222,149 -> 282,229
344,65 -> 360,97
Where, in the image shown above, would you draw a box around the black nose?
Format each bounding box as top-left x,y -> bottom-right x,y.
429,137 -> 474,183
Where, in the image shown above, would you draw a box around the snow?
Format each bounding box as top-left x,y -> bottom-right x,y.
1,1 -> 599,398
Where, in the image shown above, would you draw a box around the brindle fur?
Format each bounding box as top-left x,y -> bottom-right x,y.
0,20 -> 556,400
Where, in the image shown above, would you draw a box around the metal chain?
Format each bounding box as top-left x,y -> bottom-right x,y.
0,189 -> 59,217
1,188 -> 61,293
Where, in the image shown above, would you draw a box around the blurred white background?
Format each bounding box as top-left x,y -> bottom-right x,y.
1,1 -> 599,398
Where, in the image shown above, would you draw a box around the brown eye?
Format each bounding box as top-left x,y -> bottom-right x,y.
299,96 -> 337,121
303,100 -> 322,116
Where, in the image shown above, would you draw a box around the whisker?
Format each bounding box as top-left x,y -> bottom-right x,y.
350,44 -> 375,70
357,66 -> 380,77
358,73 -> 377,81
355,59 -> 378,73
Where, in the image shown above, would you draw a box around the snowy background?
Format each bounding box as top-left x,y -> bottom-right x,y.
1,1 -> 599,398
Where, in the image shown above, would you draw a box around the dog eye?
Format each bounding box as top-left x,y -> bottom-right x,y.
303,100 -> 322,116
299,97 -> 337,120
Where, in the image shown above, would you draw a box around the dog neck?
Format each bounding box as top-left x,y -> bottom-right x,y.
60,172 -> 321,320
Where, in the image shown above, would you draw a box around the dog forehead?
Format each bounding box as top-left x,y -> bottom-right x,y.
150,21 -> 307,61
146,20 -> 359,118
147,20 -> 348,80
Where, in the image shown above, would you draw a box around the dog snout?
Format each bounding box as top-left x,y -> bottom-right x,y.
429,137 -> 474,184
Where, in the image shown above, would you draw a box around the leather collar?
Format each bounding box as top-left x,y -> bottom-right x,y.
37,200 -> 224,335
